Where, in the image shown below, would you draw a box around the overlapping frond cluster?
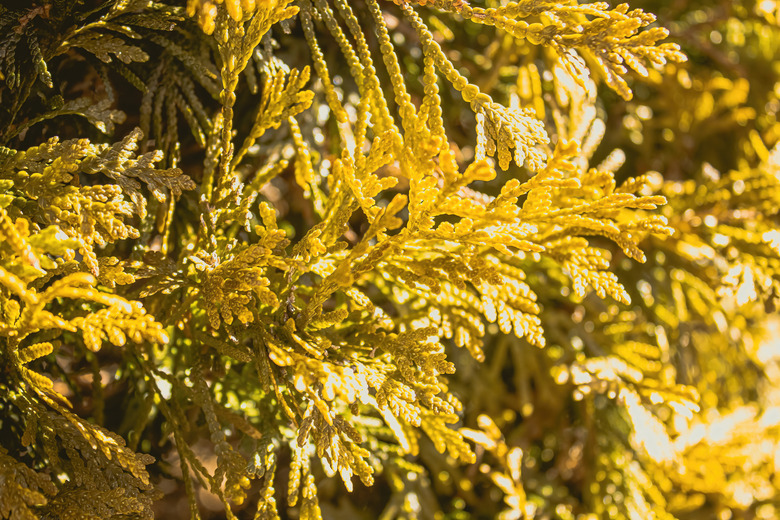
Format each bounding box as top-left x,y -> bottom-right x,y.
0,1 -> 190,142
400,0 -> 686,100
0,139 -> 175,517
148,0 -> 685,515
0,22 -> 201,508
2,0 -> 779,519
0,128 -> 194,273
396,40 -> 780,517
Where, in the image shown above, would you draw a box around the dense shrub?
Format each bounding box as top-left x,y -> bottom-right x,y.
1,1 -> 779,518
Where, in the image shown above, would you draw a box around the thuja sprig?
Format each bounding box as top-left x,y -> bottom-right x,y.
2,0 -> 779,519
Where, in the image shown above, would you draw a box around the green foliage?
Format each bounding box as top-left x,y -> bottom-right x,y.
1,0 -> 780,519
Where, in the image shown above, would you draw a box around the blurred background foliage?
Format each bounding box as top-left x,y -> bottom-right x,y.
1,0 -> 780,519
